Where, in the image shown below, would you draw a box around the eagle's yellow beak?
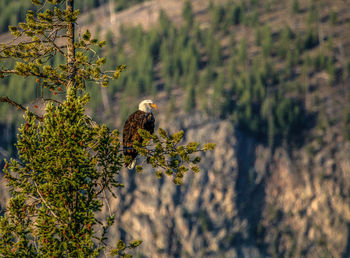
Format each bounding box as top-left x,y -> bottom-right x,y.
151,103 -> 158,110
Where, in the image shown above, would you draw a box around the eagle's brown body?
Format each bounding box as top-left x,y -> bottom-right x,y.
122,110 -> 155,167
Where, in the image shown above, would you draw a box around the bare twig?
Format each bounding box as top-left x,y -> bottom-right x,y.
43,31 -> 66,56
0,69 -> 17,74
0,146 -> 10,159
0,96 -> 43,121
0,68 -> 66,85
33,181 -> 59,219
103,189 -> 112,217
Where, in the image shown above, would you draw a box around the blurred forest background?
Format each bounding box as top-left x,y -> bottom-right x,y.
1,0 -> 350,257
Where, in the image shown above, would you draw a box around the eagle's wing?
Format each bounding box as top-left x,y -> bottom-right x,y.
122,110 -> 155,167
141,112 -> 155,135
123,111 -> 142,149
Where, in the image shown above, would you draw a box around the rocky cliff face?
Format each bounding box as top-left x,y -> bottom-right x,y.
1,109 -> 349,257
94,107 -> 350,258
105,112 -> 263,257
261,134 -> 350,257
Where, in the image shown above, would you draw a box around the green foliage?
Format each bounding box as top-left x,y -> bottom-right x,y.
261,25 -> 273,56
228,3 -> 244,25
330,10 -> 337,25
0,96 -> 123,256
292,0 -> 299,14
277,25 -> 294,58
182,0 -> 194,29
0,6 -> 122,91
110,239 -> 142,256
211,72 -> 226,117
113,0 -> 149,13
303,27 -> 319,50
0,0 -> 34,33
185,84 -> 196,111
307,4 -> 319,25
0,0 -> 214,256
134,128 -> 215,185
211,4 -> 225,31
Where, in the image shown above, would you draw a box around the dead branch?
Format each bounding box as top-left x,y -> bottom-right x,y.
0,96 -> 43,121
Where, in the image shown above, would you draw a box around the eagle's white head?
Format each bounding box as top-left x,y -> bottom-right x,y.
139,99 -> 158,113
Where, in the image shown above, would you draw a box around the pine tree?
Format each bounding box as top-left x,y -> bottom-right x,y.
262,25 -> 272,57
0,0 -> 214,256
182,0 -> 194,29
185,84 -> 196,112
292,0 -> 299,14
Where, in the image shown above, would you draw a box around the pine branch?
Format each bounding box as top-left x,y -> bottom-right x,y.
0,69 -> 66,86
0,69 -> 17,75
0,96 -> 43,121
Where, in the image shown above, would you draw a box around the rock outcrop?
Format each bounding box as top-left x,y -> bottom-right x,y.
100,110 -> 350,257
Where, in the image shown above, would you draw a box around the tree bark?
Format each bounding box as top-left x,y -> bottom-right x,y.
66,0 -> 76,96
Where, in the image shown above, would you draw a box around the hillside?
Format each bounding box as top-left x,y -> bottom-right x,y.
1,0 -> 350,257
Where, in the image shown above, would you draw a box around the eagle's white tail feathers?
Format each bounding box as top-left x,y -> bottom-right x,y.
127,159 -> 136,170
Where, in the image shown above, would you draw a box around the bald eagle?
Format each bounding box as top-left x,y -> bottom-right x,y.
123,100 -> 157,169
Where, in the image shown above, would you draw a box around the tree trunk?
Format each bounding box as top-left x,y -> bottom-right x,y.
66,0 -> 76,96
